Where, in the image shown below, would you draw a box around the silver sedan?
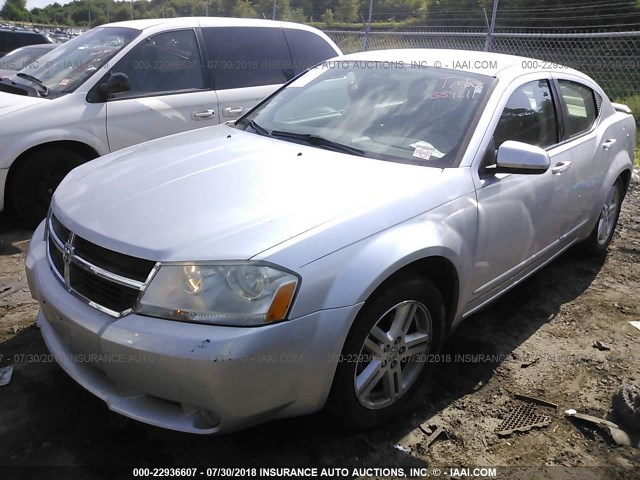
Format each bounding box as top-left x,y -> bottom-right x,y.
25,49 -> 636,433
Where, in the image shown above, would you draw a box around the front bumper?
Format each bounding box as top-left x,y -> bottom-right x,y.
25,222 -> 361,434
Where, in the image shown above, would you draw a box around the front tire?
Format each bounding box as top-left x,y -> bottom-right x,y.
578,178 -> 624,256
328,275 -> 446,429
9,148 -> 86,225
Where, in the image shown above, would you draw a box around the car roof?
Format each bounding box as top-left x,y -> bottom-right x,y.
339,48 -> 585,80
101,16 -> 321,32
0,28 -> 48,36
10,43 -> 57,51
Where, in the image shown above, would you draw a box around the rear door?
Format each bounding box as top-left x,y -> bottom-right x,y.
552,77 -> 618,239
201,26 -> 292,122
104,28 -> 218,152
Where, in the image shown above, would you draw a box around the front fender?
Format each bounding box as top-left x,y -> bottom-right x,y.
0,92 -> 109,170
1,127 -> 110,171
290,192 -> 478,327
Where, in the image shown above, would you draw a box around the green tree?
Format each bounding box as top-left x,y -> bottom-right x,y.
254,0 -> 273,18
277,0 -> 292,19
1,0 -> 29,21
231,0 -> 257,17
321,8 -> 334,24
335,0 -> 358,22
287,7 -> 307,21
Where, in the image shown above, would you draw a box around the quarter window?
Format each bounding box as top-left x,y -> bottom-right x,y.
493,80 -> 558,149
558,80 -> 598,137
113,29 -> 204,95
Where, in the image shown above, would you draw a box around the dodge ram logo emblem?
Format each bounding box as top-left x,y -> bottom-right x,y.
63,244 -> 72,264
62,233 -> 75,286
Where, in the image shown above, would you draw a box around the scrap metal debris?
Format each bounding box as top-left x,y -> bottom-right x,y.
419,423 -> 448,448
0,366 -> 13,387
393,444 -> 411,453
512,392 -> 558,411
565,409 -> 631,447
592,341 -> 611,351
497,403 -> 552,436
520,357 -> 540,368
0,277 -> 28,300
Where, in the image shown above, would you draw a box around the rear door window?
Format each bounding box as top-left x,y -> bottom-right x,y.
283,28 -> 337,75
558,80 -> 598,138
202,27 -> 292,90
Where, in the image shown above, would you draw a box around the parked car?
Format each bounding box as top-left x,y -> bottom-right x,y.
0,17 -> 341,223
26,49 -> 635,434
0,27 -> 53,57
0,43 -> 57,78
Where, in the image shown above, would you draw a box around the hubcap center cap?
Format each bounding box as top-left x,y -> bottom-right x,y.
386,347 -> 399,363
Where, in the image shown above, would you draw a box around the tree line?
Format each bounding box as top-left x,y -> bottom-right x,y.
2,0 -> 640,29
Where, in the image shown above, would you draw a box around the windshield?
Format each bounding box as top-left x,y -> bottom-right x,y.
9,27 -> 140,97
238,61 -> 492,167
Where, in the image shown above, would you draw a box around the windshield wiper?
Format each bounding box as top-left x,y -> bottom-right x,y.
16,73 -> 49,96
236,118 -> 270,136
271,130 -> 365,156
248,119 -> 270,136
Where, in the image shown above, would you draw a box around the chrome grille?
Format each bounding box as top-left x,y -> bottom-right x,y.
46,213 -> 156,317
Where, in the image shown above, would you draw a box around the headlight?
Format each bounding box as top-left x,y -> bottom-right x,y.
135,263 -> 299,326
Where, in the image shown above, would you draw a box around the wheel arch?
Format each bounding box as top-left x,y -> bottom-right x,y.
584,160 -> 632,238
618,167 -> 631,196
363,255 -> 460,336
4,141 -> 100,213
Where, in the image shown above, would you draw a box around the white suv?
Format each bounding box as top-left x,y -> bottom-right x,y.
0,17 -> 341,223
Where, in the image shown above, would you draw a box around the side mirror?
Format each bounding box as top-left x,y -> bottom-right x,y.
97,72 -> 131,99
495,140 -> 550,175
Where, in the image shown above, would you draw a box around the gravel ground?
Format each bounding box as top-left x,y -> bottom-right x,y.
0,180 -> 639,480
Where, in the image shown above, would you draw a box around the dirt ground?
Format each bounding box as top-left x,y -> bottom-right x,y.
1,179 -> 639,480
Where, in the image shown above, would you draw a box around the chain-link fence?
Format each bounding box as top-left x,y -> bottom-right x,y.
324,28 -> 640,101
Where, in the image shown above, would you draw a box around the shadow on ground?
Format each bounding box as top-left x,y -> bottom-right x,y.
0,211 -> 34,256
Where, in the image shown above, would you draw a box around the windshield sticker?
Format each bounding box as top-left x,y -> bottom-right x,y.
410,141 -> 445,159
413,145 -> 433,160
410,141 -> 434,160
59,78 -> 70,86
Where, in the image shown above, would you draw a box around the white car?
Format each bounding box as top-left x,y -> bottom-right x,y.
0,17 -> 340,223
26,49 -> 635,434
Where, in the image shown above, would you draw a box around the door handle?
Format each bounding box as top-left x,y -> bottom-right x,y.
551,161 -> 572,174
222,106 -> 244,117
192,109 -> 215,120
601,139 -> 617,150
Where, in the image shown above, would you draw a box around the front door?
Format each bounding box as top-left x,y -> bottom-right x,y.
471,78 -> 571,300
104,29 -> 218,152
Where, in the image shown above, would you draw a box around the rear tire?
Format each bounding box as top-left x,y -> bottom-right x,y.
578,178 -> 624,256
9,148 -> 86,225
328,275 -> 446,429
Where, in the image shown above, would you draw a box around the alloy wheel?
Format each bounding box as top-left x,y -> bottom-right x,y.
354,300 -> 432,409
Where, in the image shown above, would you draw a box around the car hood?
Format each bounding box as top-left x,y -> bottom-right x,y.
53,124 -> 458,263
0,90 -> 48,116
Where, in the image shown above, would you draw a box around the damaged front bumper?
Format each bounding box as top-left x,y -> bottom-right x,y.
25,221 -> 359,434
